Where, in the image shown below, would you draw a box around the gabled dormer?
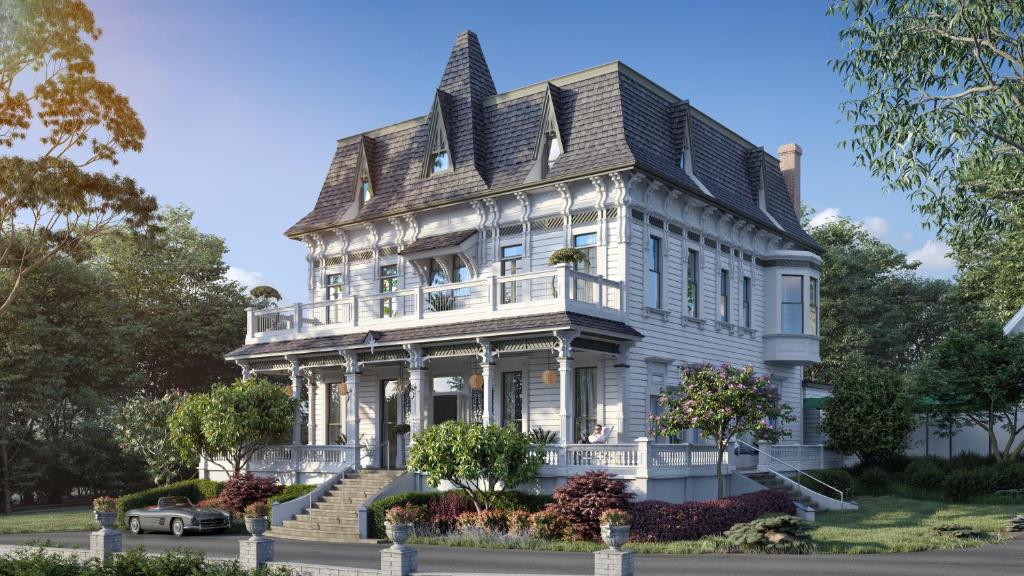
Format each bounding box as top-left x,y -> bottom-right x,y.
422,90 -> 454,177
746,146 -> 784,230
525,83 -> 567,183
354,136 -> 376,208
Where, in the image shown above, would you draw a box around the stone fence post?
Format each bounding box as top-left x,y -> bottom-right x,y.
380,541 -> 417,576
239,522 -> 274,570
89,511 -> 122,561
594,549 -> 634,576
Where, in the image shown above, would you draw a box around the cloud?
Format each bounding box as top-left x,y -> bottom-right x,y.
226,266 -> 268,290
861,216 -> 889,237
809,207 -> 841,228
908,240 -> 955,276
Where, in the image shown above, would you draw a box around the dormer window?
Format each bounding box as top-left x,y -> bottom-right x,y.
429,149 -> 450,174
544,130 -> 562,169
359,177 -> 373,205
423,90 -> 454,177
353,136 -> 375,210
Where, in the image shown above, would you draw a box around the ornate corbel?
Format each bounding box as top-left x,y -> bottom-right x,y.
476,338 -> 495,365
403,344 -> 425,370
553,329 -> 580,360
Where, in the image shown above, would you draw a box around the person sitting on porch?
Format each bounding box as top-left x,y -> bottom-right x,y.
588,424 -> 611,444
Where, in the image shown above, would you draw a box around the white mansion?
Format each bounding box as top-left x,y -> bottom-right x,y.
219,31 -> 832,508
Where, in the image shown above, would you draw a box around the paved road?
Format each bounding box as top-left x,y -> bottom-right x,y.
1,531 -> 1022,576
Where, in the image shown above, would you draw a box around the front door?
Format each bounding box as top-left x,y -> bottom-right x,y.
433,395 -> 458,424
379,379 -> 407,469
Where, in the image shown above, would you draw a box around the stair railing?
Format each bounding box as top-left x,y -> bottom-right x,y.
736,439 -> 846,510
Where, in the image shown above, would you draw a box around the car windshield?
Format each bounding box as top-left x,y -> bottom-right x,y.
158,496 -> 193,508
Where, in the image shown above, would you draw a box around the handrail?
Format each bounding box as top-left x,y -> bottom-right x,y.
736,439 -> 846,509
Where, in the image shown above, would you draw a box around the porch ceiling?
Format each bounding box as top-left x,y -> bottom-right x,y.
225,311 -> 641,361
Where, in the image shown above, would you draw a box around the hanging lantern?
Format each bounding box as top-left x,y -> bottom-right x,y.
468,373 -> 484,390
541,369 -> 558,386
337,380 -> 349,396
283,385 -> 293,396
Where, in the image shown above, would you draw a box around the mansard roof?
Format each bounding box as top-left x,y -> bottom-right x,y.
286,31 -> 818,251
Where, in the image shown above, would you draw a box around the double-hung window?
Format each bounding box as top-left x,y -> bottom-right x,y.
809,277 -> 819,336
500,244 -> 523,304
573,233 -> 598,302
742,276 -> 752,328
379,264 -> 398,318
648,236 -> 662,309
686,249 -> 699,317
325,273 -> 344,324
781,275 -> 804,334
719,269 -> 730,322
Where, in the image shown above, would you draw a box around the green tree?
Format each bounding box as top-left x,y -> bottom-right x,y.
168,378 -> 297,476
808,218 -> 968,383
830,0 -> 1024,321
0,0 -> 156,313
249,285 -> 282,309
914,322 -> 1024,460
820,365 -> 916,465
91,206 -> 248,394
115,391 -> 194,485
407,421 -> 545,511
651,364 -> 793,498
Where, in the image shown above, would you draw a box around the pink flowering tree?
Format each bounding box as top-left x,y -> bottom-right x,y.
651,364 -> 793,497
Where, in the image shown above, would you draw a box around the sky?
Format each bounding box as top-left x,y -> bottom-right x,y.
79,0 -> 954,302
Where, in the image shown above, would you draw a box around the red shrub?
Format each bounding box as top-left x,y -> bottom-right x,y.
426,491 -> 476,534
218,473 -> 282,513
548,471 -> 633,541
629,489 -> 794,542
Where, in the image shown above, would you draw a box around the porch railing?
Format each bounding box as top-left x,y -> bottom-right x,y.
761,444 -> 847,471
541,438 -> 725,478
247,265 -> 623,340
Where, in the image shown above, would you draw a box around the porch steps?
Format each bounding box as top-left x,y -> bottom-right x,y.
267,469 -> 404,543
742,471 -> 821,511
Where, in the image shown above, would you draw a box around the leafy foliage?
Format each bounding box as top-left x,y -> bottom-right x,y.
0,546 -> 291,575
652,363 -> 792,497
628,490 -> 795,543
218,473 -> 281,514
856,467 -> 891,496
547,247 -> 590,266
914,322 -> 1024,460
407,421 -> 545,511
168,378 -> 297,476
367,490 -> 551,539
722,515 -> 812,554
547,471 -> 632,541
115,391 -> 194,485
821,365 -> 916,465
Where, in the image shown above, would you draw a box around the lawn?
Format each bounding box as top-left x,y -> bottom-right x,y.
410,496 -> 1020,555
0,508 -> 98,534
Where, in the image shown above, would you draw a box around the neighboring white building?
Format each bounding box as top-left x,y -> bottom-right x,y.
217,32 -> 830,502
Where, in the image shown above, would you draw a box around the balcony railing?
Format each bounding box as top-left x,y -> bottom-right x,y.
759,444 -> 848,471
246,265 -> 623,341
541,439 -> 725,479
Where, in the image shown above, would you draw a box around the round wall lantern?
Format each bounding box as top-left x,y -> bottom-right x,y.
541,369 -> 558,386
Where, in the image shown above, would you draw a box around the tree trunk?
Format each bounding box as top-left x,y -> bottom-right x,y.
715,445 -> 726,499
0,441 -> 11,514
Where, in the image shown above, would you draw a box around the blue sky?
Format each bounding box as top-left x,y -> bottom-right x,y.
83,0 -> 953,301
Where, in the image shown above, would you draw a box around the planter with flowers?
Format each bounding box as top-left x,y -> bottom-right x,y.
384,505 -> 418,548
243,502 -> 270,540
93,497 -> 118,532
599,509 -> 632,551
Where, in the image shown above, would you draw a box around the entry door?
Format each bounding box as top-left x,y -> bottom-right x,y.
379,379 -> 408,469
433,396 -> 458,424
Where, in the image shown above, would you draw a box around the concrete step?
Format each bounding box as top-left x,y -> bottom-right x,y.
312,501 -> 362,512
283,518 -> 359,531
268,527 -> 362,543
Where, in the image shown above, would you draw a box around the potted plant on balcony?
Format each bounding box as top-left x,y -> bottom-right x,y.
599,509 -> 631,551
93,497 -> 118,531
243,502 -> 270,540
384,505 -> 419,548
548,247 -> 590,267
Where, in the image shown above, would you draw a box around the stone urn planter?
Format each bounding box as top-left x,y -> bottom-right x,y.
245,517 -> 269,541
600,524 -> 630,551
385,522 -> 413,549
94,511 -> 117,532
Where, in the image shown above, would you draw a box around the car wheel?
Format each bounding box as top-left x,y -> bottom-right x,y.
171,518 -> 185,537
129,517 -> 143,535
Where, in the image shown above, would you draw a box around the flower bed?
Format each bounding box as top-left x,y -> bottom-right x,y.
629,490 -> 794,542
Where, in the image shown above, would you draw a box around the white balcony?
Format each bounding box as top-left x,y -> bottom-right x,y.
763,333 -> 821,365
245,265 -> 624,344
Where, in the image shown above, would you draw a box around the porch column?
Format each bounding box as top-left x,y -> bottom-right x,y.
556,331 -> 578,445
237,361 -> 252,380
307,373 -> 319,446
478,339 -> 495,426
287,359 -> 303,445
405,345 -> 426,437
343,351 -> 361,452
615,343 -> 634,443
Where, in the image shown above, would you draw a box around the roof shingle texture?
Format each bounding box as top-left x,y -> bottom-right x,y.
286,31 -> 819,251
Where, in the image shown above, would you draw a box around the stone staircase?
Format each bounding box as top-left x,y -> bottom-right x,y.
743,471 -> 821,512
268,469 -> 404,543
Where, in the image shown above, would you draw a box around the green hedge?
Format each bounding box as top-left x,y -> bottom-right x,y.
0,547 -> 288,575
267,484 -> 316,522
368,490 -> 552,539
116,479 -> 223,528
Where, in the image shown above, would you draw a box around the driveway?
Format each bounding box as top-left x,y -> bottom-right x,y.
0,531 -> 1022,576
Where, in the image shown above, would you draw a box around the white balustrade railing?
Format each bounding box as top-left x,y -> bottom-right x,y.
247,265 -> 625,338
762,444 -> 846,471
540,439 -> 726,478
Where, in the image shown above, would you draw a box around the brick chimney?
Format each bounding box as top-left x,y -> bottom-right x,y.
777,143 -> 802,216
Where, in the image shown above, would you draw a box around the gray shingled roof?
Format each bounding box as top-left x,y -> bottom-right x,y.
398,229 -> 476,255
225,311 -> 643,359
286,31 -> 819,252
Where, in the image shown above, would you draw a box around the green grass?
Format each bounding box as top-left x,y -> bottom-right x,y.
412,495 -> 1020,555
0,508 -> 98,534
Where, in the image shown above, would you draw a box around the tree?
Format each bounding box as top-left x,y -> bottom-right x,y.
115,391 -> 195,485
914,322 -> 1024,460
820,365 -> 916,465
651,364 -> 793,498
91,206 -> 248,394
808,218 -> 969,383
168,378 -> 297,476
406,421 -> 545,511
249,285 -> 282,309
0,0 -> 156,313
830,0 -> 1024,321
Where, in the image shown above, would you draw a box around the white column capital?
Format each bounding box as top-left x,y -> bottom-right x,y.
554,330 -> 579,360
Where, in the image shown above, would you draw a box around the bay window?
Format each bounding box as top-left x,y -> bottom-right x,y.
781,275 -> 804,334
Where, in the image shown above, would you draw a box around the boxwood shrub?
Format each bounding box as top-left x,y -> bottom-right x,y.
116,479 -> 223,527
267,484 -> 317,523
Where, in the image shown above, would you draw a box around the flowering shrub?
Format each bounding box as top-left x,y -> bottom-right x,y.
629,490 -> 795,542
506,510 -> 532,535
243,502 -> 269,518
548,472 -> 633,541
529,509 -> 569,540
93,496 -> 117,513
218,473 -> 282,514
599,509 -> 631,526
456,509 -> 508,533
428,492 -> 478,534
386,504 -> 423,525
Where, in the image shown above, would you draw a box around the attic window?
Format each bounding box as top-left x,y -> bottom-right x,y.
359,177 -> 373,205
429,150 -> 450,174
544,130 -> 562,169
423,91 -> 454,177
